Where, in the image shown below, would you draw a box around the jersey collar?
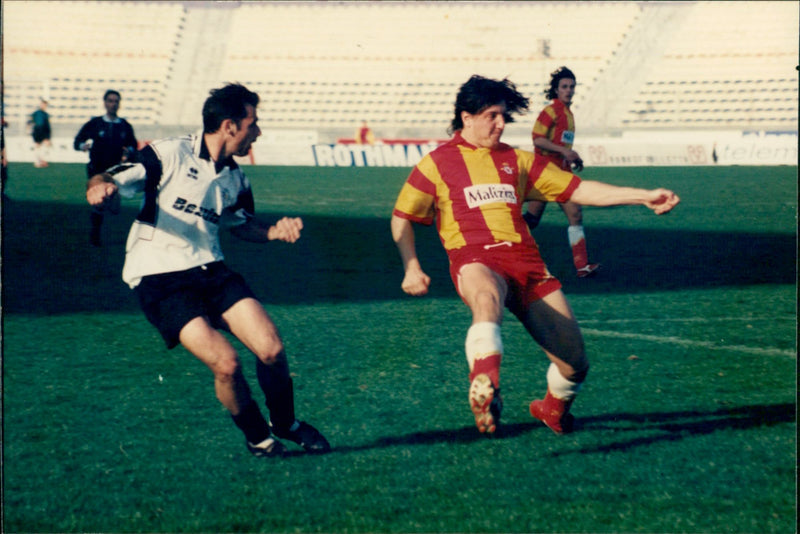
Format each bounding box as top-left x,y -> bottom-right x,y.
196,132 -> 239,172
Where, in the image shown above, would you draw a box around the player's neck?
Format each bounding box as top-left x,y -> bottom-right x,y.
203,131 -> 229,167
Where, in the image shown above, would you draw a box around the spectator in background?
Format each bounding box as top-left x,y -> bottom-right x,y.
524,67 -> 600,278
355,120 -> 375,145
74,90 -> 138,246
29,99 -> 52,168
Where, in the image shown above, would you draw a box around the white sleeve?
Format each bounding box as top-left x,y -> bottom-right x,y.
107,162 -> 147,199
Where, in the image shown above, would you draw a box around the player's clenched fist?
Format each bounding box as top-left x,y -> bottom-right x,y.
269,216 -> 303,243
645,189 -> 680,215
86,181 -> 117,206
401,267 -> 431,296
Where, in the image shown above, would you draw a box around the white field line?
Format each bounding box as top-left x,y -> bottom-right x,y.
580,328 -> 796,358
580,317 -> 794,325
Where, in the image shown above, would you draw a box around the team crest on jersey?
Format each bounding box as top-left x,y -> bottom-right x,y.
464,183 -> 518,209
501,162 -> 514,175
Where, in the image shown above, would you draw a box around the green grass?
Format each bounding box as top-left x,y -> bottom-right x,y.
1,162 -> 796,533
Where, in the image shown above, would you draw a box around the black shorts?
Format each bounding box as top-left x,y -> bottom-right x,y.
134,262 -> 257,349
32,126 -> 50,144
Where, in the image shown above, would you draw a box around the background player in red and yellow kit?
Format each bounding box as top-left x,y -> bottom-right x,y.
524,67 -> 600,277
391,75 -> 679,436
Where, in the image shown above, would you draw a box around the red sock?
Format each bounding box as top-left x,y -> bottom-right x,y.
571,238 -> 588,270
469,354 -> 501,388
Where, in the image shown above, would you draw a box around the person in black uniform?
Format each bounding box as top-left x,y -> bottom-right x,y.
74,90 -> 138,246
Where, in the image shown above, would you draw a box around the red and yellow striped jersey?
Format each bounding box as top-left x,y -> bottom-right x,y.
392,133 -> 580,251
532,99 -> 575,169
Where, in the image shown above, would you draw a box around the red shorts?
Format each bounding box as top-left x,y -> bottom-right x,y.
448,242 -> 562,319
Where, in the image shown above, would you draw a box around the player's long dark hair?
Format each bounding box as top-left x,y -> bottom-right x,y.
449,75 -> 529,134
545,66 -> 576,100
202,83 -> 260,133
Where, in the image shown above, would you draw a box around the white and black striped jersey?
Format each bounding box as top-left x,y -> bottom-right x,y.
109,132 -> 254,288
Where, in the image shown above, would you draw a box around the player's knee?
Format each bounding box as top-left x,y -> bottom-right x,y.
472,289 -> 502,315
211,352 -> 243,382
254,339 -> 285,365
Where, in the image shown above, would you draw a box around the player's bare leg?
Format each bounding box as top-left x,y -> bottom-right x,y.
179,315 -> 285,456
222,298 -> 331,453
520,289 -> 589,434
457,263 -> 507,433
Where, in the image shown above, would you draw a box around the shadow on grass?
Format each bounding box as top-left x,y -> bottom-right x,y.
284,421 -> 541,457
2,198 -> 795,315
557,402 -> 797,457
315,402 -> 795,458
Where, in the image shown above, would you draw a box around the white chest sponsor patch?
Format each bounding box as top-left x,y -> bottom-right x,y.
464,183 -> 518,209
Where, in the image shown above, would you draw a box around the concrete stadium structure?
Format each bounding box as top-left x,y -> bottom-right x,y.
2,1 -> 797,165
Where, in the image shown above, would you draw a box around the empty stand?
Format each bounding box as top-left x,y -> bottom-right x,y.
3,1 -> 184,131
621,1 -> 798,130
2,1 -> 797,139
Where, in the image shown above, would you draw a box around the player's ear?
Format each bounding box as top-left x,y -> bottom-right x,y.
221,118 -> 238,136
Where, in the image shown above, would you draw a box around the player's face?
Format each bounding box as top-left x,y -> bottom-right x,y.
105,94 -> 121,117
230,104 -> 261,157
556,78 -> 576,105
462,104 -> 507,149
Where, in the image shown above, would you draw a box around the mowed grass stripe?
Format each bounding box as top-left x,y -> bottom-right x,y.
581,328 -> 796,358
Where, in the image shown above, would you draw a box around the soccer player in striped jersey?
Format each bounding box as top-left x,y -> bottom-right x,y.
524,67 -> 600,278
391,75 -> 679,436
86,84 -> 329,457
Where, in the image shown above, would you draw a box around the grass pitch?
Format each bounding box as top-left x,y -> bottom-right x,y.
1,162 -> 796,533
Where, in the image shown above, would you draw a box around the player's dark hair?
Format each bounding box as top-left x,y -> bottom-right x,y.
103,90 -> 121,101
202,83 -> 260,133
450,75 -> 529,134
545,66 -> 576,100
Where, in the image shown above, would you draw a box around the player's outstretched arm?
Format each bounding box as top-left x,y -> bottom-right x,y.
231,216 -> 303,243
86,172 -> 120,212
570,180 -> 680,214
391,215 -> 431,296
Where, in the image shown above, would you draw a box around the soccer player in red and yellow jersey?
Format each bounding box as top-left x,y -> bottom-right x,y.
391,75 -> 679,436
525,67 -> 600,278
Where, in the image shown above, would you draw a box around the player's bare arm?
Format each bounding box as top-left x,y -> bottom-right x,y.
391,215 -> 431,296
570,180 -> 680,214
85,172 -> 119,211
230,216 -> 303,243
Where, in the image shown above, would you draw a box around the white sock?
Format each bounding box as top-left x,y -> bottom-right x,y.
567,225 -> 585,246
465,322 -> 503,370
547,362 -> 582,401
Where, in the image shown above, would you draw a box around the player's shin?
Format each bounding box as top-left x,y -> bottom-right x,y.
466,322 -> 503,433
567,225 -> 588,269
465,321 -> 503,387
231,399 -> 271,444
255,352 -> 296,433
